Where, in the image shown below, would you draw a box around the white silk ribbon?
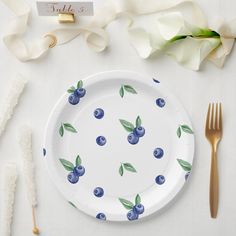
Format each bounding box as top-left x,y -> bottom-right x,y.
1,0 -> 236,70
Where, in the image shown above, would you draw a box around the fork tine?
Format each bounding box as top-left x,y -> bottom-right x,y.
219,103 -> 222,130
215,103 -> 219,130
205,103 -> 211,131
210,103 -> 214,129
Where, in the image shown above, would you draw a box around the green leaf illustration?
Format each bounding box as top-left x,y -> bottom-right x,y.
68,201 -> 77,208
77,80 -> 83,88
119,164 -> 124,176
181,125 -> 194,134
119,119 -> 135,132
177,159 -> 192,171
75,155 -> 82,166
67,86 -> 76,93
177,125 -> 193,138
123,85 -> 137,94
59,158 -> 74,171
59,124 -> 64,137
177,126 -> 181,138
136,116 -> 141,127
119,198 -> 134,210
63,123 -> 77,133
119,86 -> 124,98
119,163 -> 137,176
135,194 -> 141,205
123,163 -> 137,173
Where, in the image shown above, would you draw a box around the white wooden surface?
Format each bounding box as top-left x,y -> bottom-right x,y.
0,0 -> 235,235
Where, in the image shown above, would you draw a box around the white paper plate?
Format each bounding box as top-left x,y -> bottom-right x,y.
44,71 -> 194,222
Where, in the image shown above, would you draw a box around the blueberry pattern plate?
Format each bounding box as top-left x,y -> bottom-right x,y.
44,71 -> 194,222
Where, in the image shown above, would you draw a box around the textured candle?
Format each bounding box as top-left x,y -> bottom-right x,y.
1,163 -> 18,236
0,75 -> 27,138
19,126 -> 39,234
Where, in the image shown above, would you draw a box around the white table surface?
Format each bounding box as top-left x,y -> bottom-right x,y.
0,0 -> 236,235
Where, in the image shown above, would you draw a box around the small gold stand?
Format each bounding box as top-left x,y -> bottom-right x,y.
58,13 -> 75,23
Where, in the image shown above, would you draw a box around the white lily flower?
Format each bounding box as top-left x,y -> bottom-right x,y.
129,12 -> 222,70
166,36 -> 221,70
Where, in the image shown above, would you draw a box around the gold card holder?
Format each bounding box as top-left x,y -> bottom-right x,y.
58,13 -> 75,23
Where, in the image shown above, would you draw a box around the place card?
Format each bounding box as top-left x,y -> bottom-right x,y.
36,1 -> 94,16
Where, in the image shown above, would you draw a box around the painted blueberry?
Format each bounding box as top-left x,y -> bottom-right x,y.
153,148 -> 164,159
127,133 -> 139,145
127,210 -> 139,221
96,136 -> 106,146
43,148 -> 46,156
74,165 -> 85,176
94,108 -> 104,119
133,204 -> 144,215
156,98 -> 165,107
68,93 -> 80,105
96,213 -> 106,220
76,88 -> 86,98
155,175 -> 165,185
185,172 -> 190,181
93,187 -> 104,197
153,78 -> 160,83
67,172 -> 79,184
134,126 -> 145,137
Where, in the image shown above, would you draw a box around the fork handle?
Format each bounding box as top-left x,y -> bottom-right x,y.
210,148 -> 219,218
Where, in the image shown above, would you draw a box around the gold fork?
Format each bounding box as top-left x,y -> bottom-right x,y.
205,103 -> 223,218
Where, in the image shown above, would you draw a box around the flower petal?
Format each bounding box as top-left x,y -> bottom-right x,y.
165,36 -> 221,70
157,12 -> 191,40
128,28 -> 154,58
